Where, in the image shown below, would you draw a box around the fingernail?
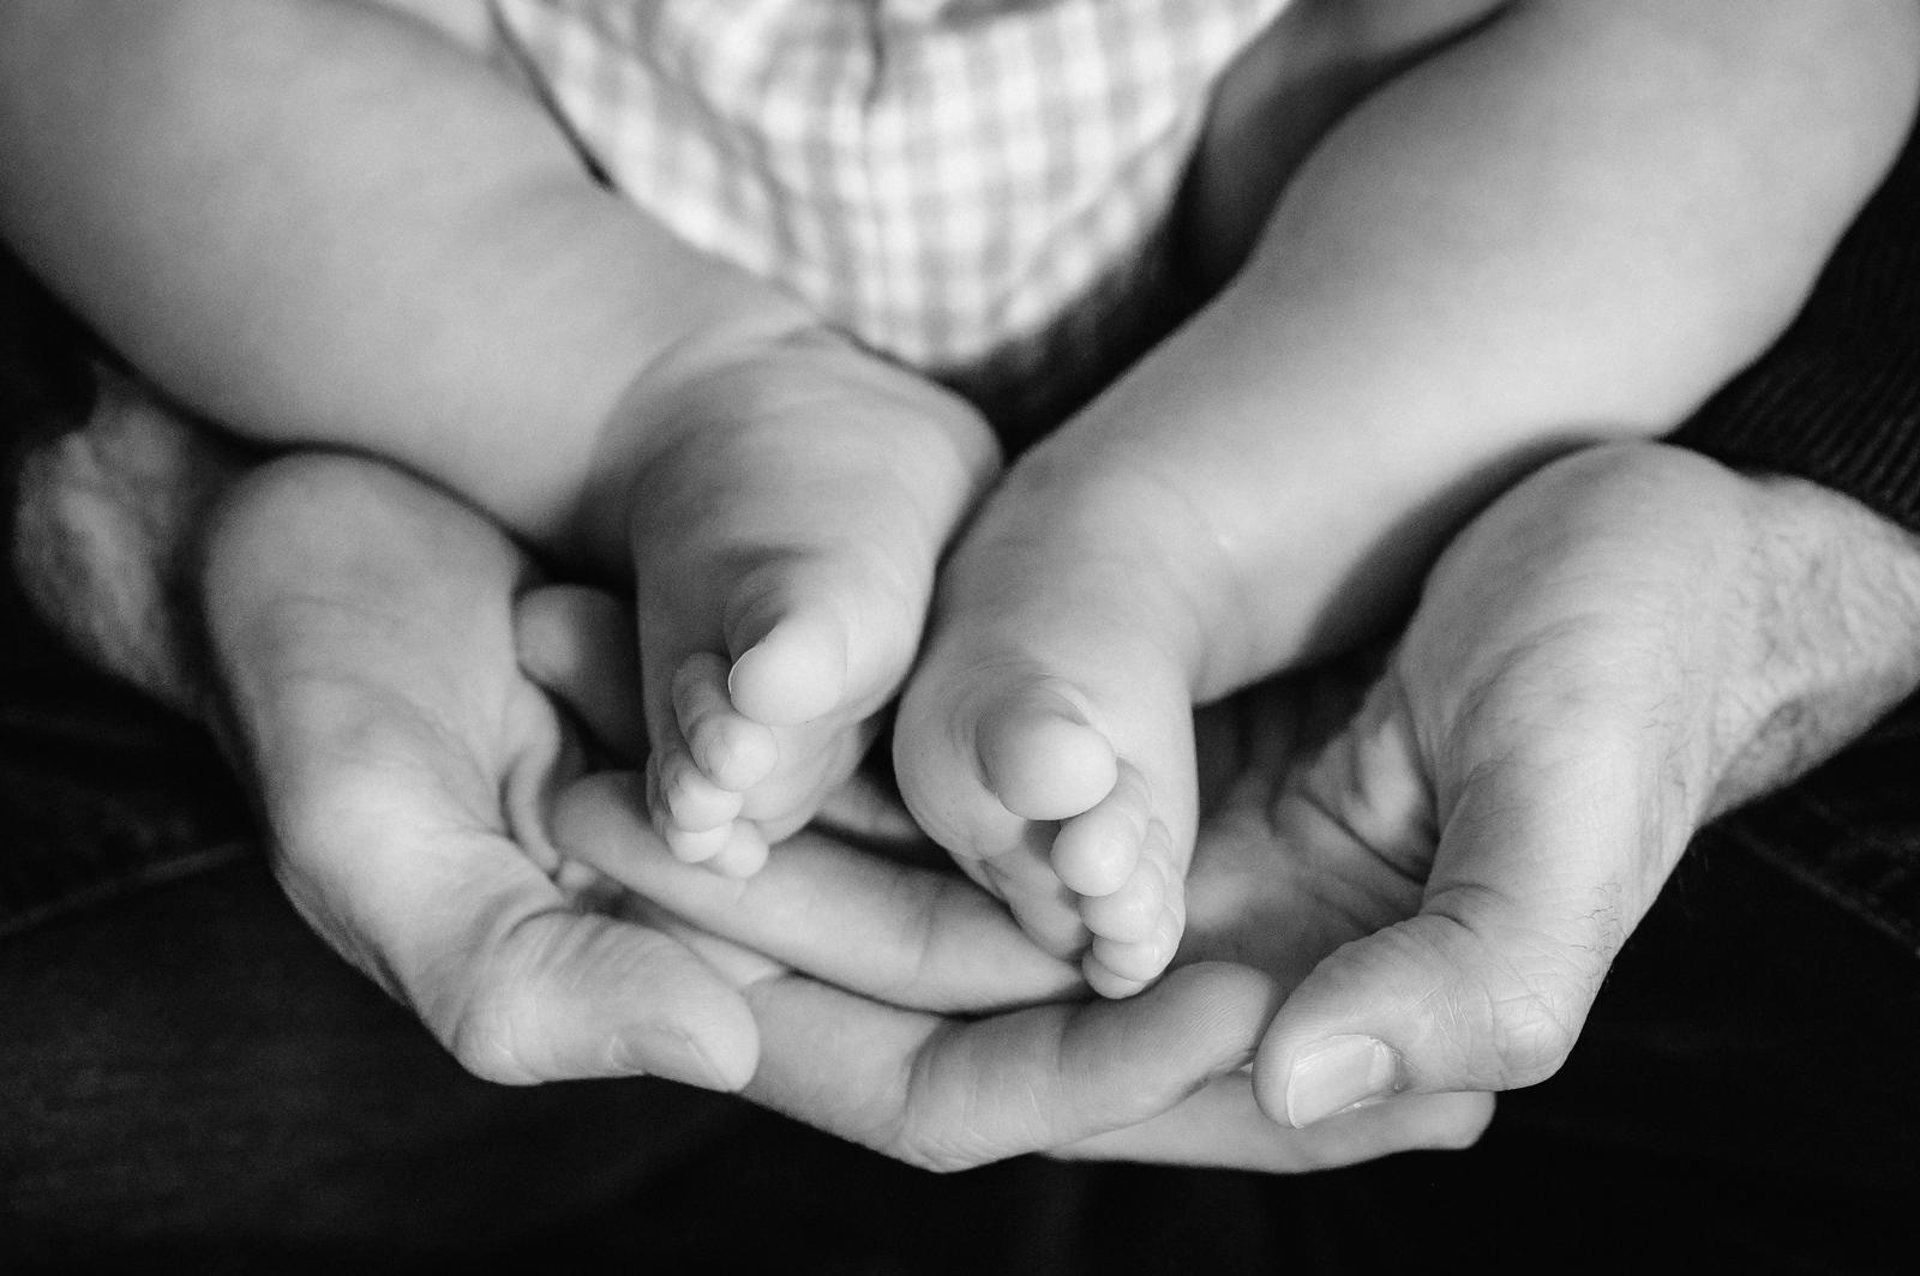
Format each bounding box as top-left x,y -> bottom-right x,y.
1285,1035 -> 1402,1128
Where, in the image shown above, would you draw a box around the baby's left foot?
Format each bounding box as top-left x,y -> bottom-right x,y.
894,457 -> 1221,997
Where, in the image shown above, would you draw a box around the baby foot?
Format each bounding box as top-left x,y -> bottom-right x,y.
894,456 -> 1221,997
621,329 -> 997,873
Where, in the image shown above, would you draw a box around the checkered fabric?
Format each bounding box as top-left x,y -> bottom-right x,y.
490,0 -> 1289,432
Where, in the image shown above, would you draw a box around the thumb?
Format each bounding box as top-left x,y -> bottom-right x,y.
1253,700 -> 1684,1128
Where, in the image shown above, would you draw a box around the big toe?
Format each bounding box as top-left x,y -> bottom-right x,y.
977,679 -> 1119,822
726,601 -> 850,728
673,651 -> 780,794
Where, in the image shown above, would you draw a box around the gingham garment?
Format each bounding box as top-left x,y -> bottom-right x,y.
490,0 -> 1289,430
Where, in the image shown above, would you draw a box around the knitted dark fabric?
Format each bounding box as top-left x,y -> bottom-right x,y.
1671,115 -> 1920,532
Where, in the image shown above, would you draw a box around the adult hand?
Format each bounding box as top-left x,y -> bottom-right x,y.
1208,442 -> 1920,1127
195,452 -> 768,1089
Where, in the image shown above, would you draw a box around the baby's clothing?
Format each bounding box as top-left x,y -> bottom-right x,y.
490,0 -> 1290,434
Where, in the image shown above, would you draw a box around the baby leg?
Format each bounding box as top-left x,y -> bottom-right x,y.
895,0 -> 1514,995
622,331 -> 998,872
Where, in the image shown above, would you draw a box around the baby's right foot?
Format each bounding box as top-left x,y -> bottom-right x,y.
619,330 -> 998,874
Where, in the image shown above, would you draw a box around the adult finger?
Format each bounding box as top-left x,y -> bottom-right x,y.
637,904 -> 1331,1170
745,957 -> 1292,1171
736,934 -> 1488,1170
1063,1079 -> 1494,1170
515,582 -> 649,761
553,770 -> 1082,1013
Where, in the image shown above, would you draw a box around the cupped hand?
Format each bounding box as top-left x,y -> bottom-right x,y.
16,388 -> 755,1088
1207,443 -> 1920,1127
197,452 -> 760,1089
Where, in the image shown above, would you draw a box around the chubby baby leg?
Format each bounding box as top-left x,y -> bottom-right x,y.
615,330 -> 998,873
895,0 -> 1516,996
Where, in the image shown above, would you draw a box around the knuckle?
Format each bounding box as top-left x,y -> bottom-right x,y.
432,936 -> 565,1086
891,1144 -> 962,1175
1472,981 -> 1580,1087
883,1130 -> 988,1175
1392,910 -> 1594,1090
872,1067 -> 1005,1174
442,983 -> 549,1086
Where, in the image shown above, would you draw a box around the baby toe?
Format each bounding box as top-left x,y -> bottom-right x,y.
656,747 -> 745,833
1051,763 -> 1152,898
673,652 -> 778,792
704,822 -> 771,879
976,678 -> 1118,822
1083,905 -> 1183,999
981,844 -> 1092,961
726,591 -> 851,728
1080,866 -> 1166,948
663,819 -> 737,867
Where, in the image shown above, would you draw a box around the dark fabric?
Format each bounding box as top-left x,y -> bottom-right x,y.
0,857 -> 744,1272
1671,109 -> 1920,537
1714,692 -> 1920,957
